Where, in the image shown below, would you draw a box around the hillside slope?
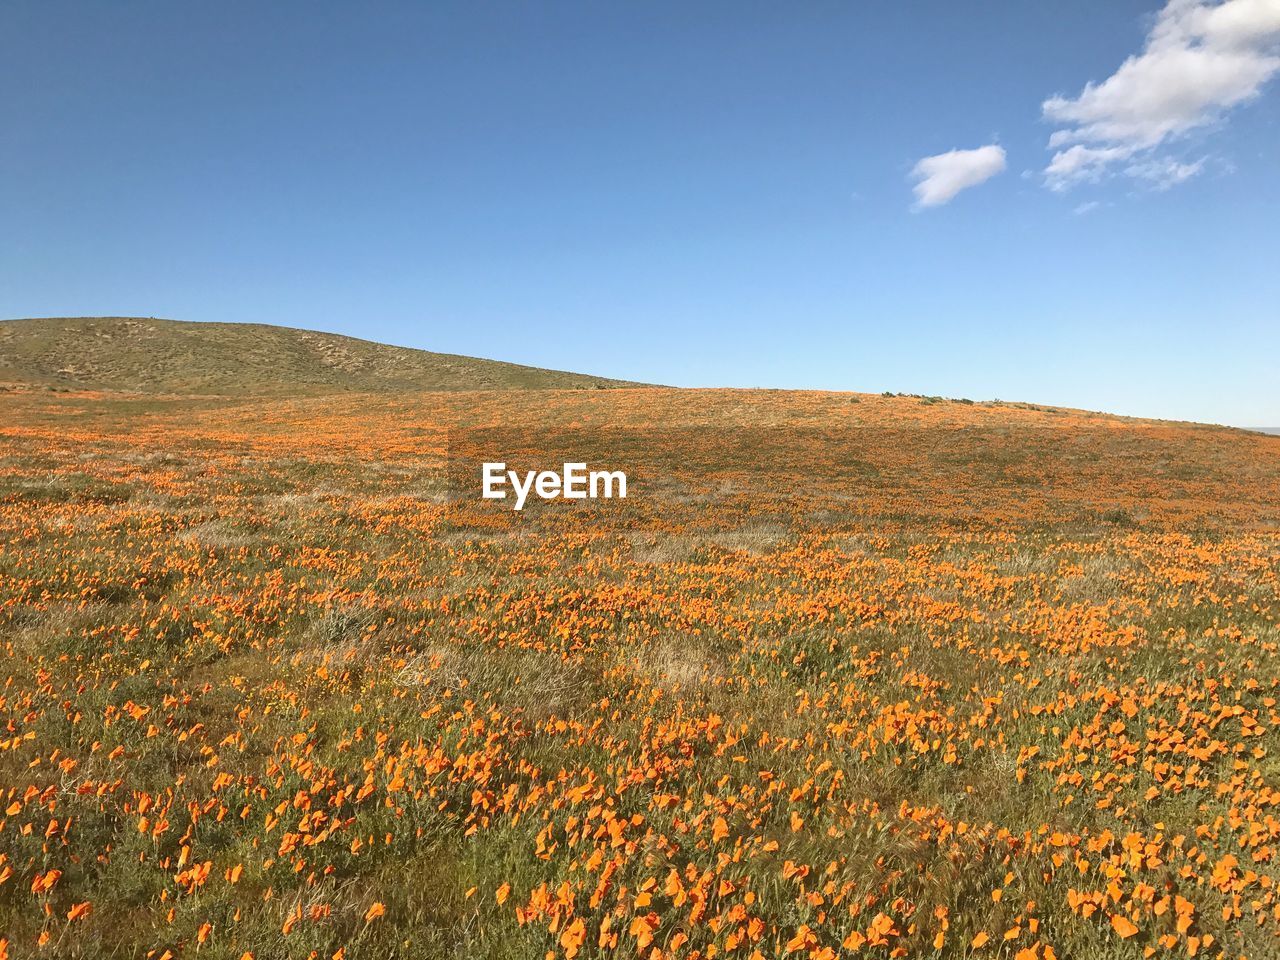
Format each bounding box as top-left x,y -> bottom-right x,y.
0,317 -> 641,395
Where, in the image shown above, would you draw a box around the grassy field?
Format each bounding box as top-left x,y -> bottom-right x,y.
1,384 -> 1279,959
0,318 -> 642,395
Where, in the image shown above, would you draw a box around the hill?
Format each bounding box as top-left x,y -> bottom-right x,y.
0,316 -> 641,395
2,382 -> 1279,959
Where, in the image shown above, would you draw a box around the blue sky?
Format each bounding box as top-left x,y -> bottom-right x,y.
2,2 -> 1277,426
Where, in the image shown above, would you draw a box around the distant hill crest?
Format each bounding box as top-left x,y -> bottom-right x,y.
0,317 -> 642,395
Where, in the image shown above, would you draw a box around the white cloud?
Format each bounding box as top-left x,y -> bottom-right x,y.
1073,200 -> 1103,215
1043,0 -> 1280,190
1043,144 -> 1134,187
910,145 -> 1007,208
1126,155 -> 1208,188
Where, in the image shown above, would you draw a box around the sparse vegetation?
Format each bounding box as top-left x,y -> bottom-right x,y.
0,318 -> 643,395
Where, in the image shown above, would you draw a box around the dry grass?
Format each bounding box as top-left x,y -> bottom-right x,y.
0,316 -> 644,395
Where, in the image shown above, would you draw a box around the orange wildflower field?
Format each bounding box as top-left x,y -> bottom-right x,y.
2,387 -> 1279,959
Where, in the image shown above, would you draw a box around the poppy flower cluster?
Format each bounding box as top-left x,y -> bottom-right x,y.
0,386 -> 1278,958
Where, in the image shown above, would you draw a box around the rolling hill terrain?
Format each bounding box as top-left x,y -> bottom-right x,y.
2,327 -> 1279,959
0,316 -> 641,395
